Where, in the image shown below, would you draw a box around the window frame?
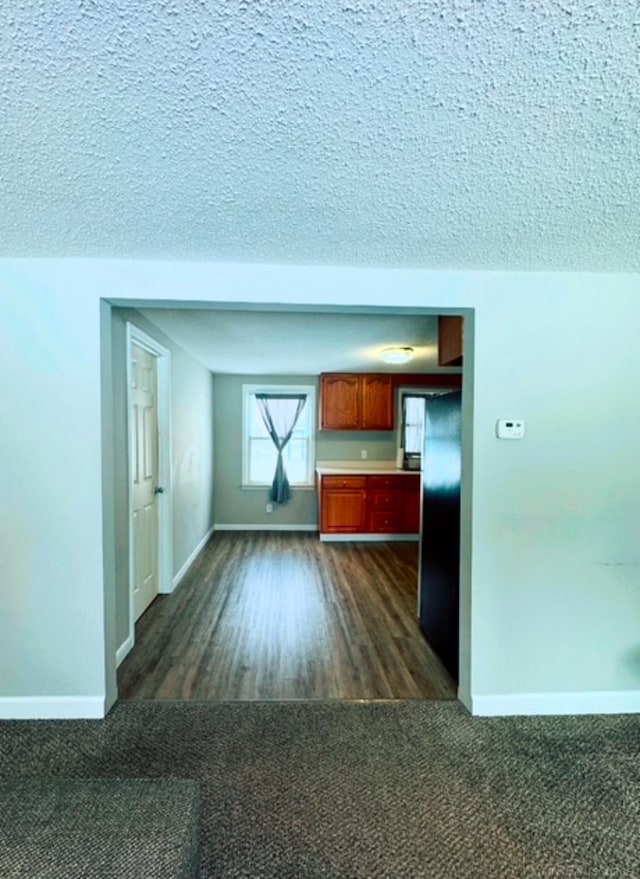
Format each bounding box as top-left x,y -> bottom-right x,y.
396,388 -> 447,456
401,392 -> 428,454
241,383 -> 316,489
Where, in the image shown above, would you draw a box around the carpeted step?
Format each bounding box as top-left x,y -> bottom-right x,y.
0,777 -> 201,879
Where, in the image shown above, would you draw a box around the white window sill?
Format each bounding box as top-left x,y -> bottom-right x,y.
240,484 -> 316,491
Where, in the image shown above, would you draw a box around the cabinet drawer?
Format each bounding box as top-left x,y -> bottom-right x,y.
370,489 -> 403,511
321,475 -> 367,490
369,511 -> 404,532
368,475 -> 406,491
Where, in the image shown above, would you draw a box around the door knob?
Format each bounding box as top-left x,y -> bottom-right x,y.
154,486 -> 165,495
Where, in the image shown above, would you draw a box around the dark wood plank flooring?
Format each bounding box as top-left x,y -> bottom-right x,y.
118,532 -> 456,701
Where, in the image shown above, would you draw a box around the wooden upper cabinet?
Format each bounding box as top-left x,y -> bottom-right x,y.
320,373 -> 394,431
360,375 -> 394,430
320,374 -> 360,430
438,316 -> 464,366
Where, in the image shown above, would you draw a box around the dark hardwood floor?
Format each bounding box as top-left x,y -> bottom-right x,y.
118,532 -> 456,701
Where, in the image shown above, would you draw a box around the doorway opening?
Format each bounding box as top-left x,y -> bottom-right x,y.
106,309 -> 470,700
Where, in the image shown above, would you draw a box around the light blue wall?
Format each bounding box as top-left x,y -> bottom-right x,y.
1,260 -> 640,717
0,289 -> 106,709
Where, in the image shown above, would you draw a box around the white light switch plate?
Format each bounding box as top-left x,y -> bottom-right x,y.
496,419 -> 525,439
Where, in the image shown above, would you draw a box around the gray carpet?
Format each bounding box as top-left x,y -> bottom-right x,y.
0,700 -> 638,878
0,778 -> 200,879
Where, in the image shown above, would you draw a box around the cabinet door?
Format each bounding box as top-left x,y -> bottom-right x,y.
320,374 -> 360,430
438,316 -> 464,366
321,488 -> 367,532
360,375 -> 394,430
402,475 -> 421,533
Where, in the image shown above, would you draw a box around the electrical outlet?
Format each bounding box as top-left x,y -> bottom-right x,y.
266,503 -> 273,513
360,449 -> 368,460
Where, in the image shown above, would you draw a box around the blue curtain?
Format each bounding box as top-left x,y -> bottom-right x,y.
255,393 -> 308,504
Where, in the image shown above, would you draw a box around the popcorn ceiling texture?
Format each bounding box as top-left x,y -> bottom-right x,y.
1,1 -> 639,270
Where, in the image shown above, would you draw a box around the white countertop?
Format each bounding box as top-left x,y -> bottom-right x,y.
315,460 -> 420,476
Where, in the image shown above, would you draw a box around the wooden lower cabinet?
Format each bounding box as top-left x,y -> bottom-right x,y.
319,473 -> 421,536
403,477 -> 421,533
367,476 -> 404,533
320,476 -> 367,533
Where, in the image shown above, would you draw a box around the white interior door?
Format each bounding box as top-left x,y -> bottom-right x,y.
131,342 -> 160,620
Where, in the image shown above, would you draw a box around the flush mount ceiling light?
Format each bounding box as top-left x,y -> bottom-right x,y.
379,346 -> 414,365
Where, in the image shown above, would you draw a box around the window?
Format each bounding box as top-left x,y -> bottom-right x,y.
242,384 -> 316,487
399,391 -> 450,457
401,393 -> 427,454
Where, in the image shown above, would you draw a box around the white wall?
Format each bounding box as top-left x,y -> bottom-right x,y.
1,259 -> 639,717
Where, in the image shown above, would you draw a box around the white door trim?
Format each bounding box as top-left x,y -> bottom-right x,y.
121,323 -> 173,666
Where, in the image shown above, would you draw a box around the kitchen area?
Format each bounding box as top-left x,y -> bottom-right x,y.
315,321 -> 461,543
316,372 -> 431,540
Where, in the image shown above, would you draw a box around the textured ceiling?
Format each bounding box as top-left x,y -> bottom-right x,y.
2,1 -> 639,270
138,308 -> 443,375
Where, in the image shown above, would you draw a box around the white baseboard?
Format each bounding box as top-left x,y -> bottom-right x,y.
172,524 -> 216,588
320,533 -> 420,542
115,634 -> 134,668
214,524 -> 318,532
0,696 -> 105,720
472,690 -> 640,717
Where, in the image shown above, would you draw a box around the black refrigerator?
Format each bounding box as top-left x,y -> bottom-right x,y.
418,390 -> 462,681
